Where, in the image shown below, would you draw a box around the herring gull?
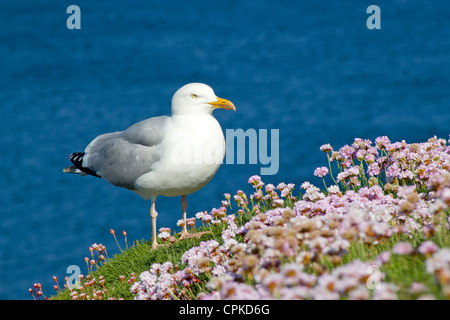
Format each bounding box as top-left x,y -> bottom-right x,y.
63,83 -> 236,249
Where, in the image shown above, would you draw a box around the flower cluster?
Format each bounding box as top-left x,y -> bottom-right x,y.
131,239 -> 233,300
132,262 -> 180,300
44,136 -> 449,300
425,248 -> 450,296
196,136 -> 449,300
246,176 -> 296,211
40,230 -> 140,300
56,243 -> 137,300
197,179 -> 448,299
29,283 -> 46,300
322,136 -> 450,191
132,173 -> 448,300
200,258 -> 399,300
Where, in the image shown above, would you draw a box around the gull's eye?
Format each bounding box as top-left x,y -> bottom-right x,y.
191,94 -> 198,99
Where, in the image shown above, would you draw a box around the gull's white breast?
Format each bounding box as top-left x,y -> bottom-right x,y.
134,114 -> 225,198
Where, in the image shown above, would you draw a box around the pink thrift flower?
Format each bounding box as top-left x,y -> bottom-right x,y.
265,184 -> 275,193
327,185 -> 340,194
300,181 -> 312,190
375,136 -> 391,149
314,167 -> 329,178
195,211 -> 205,220
202,214 -> 213,223
417,241 -> 439,256
248,175 -> 264,188
409,282 -> 426,294
367,162 -> 380,176
273,199 -> 285,207
248,175 -> 261,184
281,188 -> 291,198
158,231 -> 169,240
375,251 -> 391,265
320,143 -> 333,153
276,182 -> 287,190
392,242 -> 413,255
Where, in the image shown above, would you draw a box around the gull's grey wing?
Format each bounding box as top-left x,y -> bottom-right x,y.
84,132 -> 122,154
82,116 -> 171,190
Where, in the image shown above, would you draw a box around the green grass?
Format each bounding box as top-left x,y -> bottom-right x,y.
52,225 -> 225,300
51,206 -> 450,300
344,233 -> 448,300
47,137 -> 450,300
51,207 -> 258,300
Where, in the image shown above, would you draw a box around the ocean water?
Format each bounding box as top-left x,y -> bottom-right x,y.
0,0 -> 449,299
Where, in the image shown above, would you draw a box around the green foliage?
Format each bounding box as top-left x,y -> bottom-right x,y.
46,136 -> 450,300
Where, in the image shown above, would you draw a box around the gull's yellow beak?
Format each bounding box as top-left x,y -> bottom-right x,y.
208,96 -> 236,111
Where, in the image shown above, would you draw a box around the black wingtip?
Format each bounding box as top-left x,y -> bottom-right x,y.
68,152 -> 102,178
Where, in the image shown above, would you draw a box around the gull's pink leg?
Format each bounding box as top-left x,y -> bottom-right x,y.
179,195 -> 210,240
150,200 -> 159,249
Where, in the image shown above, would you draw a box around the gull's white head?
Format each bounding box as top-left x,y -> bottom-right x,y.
171,83 -> 236,116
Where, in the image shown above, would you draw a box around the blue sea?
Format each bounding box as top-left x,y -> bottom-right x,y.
0,0 -> 449,299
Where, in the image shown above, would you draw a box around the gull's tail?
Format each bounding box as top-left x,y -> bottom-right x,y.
63,152 -> 101,178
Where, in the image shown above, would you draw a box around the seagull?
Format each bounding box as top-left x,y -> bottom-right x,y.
64,83 -> 236,249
